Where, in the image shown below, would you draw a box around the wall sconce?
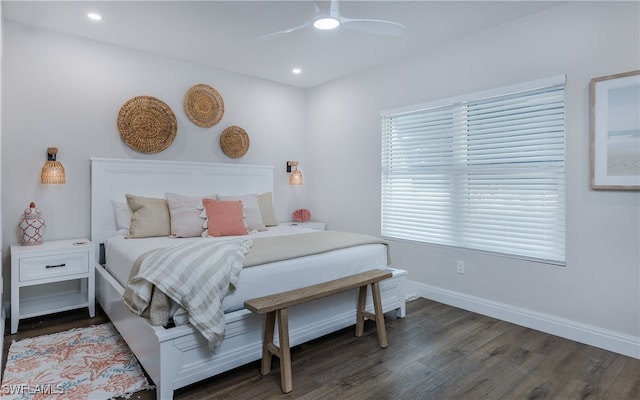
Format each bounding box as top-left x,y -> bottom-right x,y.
286,161 -> 303,185
41,147 -> 66,184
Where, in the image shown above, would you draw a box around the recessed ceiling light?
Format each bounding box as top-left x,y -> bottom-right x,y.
87,13 -> 102,21
292,68 -> 302,75
313,17 -> 340,30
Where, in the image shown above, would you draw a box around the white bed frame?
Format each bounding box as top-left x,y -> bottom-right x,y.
90,158 -> 406,399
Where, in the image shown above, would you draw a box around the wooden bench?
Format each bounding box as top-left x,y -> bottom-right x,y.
244,269 -> 393,393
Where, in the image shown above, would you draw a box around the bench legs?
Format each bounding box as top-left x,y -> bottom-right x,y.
261,308 -> 293,393
260,281 -> 388,393
356,281 -> 388,348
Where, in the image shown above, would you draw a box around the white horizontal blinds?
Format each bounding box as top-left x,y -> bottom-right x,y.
381,77 -> 566,264
381,105 -> 456,243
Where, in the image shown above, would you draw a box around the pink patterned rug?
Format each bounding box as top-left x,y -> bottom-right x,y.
1,322 -> 153,399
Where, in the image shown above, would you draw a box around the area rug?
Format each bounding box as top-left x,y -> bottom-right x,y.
1,322 -> 153,400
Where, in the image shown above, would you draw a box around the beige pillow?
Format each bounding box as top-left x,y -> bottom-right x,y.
257,192 -> 278,226
126,194 -> 170,238
165,193 -> 216,238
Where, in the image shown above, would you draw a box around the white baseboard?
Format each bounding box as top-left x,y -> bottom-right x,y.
408,279 -> 640,359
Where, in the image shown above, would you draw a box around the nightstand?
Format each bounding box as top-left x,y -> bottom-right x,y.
10,239 -> 95,333
287,221 -> 326,231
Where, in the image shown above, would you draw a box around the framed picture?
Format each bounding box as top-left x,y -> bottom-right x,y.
590,70 -> 640,190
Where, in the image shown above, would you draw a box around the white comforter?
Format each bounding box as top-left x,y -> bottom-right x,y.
106,225 -> 389,314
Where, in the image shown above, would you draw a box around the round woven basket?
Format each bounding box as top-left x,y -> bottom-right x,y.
220,126 -> 250,158
184,84 -> 225,127
117,96 -> 177,154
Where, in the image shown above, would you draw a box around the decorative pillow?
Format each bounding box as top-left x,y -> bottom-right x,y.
200,208 -> 209,237
111,197 -> 131,232
202,198 -> 248,237
126,194 -> 171,238
219,194 -> 267,232
257,192 -> 278,226
165,193 -> 216,238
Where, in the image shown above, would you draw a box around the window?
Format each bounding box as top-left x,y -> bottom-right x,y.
381,76 -> 566,265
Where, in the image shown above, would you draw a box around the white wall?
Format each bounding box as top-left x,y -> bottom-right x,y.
306,1 -> 640,357
1,21 -> 309,296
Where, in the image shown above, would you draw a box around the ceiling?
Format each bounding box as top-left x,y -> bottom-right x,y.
2,1 -> 562,88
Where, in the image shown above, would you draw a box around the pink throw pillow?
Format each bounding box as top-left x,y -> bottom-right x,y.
202,198 -> 248,237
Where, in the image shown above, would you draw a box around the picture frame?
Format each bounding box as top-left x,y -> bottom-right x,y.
590,70 -> 640,190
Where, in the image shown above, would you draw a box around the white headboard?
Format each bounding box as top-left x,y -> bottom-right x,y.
90,158 -> 274,260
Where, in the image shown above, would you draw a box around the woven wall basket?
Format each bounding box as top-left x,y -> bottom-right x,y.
117,96 -> 177,154
184,84 -> 225,127
220,126 -> 249,158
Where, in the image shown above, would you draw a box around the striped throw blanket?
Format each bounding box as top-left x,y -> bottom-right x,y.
123,238 -> 252,351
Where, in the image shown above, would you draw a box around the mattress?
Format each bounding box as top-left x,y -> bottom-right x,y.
105,225 -> 389,313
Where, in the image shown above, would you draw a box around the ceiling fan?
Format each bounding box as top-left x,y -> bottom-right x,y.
258,0 -> 406,40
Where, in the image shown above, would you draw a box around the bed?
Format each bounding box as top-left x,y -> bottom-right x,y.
90,157 -> 406,399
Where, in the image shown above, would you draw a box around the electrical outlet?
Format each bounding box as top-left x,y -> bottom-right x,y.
457,260 -> 465,274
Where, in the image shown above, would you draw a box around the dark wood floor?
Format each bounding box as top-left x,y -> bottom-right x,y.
3,298 -> 639,399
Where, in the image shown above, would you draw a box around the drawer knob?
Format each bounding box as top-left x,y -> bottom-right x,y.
45,263 -> 66,269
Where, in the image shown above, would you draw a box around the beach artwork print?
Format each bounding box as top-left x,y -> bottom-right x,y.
590,70 -> 640,190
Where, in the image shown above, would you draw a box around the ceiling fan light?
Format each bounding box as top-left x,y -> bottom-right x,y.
313,17 -> 340,30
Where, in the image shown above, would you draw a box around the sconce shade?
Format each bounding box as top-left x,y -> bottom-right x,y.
289,170 -> 303,185
41,147 -> 66,184
287,161 -> 303,185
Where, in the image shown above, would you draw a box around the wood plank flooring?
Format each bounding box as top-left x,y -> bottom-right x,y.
3,298 -> 639,399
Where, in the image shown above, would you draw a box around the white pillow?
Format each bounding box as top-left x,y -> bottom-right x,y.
219,194 -> 267,232
111,198 -> 131,232
165,193 -> 217,238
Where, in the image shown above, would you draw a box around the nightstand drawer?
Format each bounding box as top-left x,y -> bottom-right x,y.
19,252 -> 89,282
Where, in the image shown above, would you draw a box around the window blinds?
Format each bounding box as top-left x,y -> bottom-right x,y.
381,76 -> 566,264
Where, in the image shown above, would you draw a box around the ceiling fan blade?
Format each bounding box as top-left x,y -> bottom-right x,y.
329,0 -> 340,18
340,18 -> 405,36
258,20 -> 313,40
258,2 -> 319,40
